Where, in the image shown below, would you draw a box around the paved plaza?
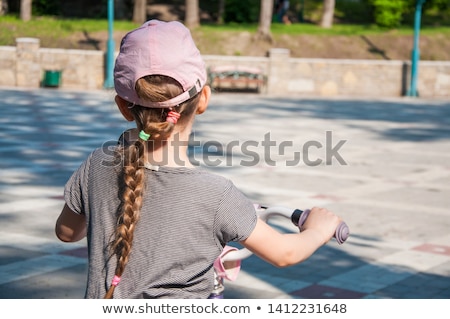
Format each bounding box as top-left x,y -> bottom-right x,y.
0,86 -> 449,299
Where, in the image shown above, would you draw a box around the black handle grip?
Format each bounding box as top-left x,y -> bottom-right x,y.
291,209 -> 349,244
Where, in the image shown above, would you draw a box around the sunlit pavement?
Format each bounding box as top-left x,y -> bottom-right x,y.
0,86 -> 449,299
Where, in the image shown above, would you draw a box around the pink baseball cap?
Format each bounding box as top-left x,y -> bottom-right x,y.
114,20 -> 207,108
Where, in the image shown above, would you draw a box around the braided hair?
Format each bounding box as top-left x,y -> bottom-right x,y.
104,75 -> 201,298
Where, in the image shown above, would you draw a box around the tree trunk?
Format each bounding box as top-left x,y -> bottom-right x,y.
185,0 -> 200,29
133,0 -> 147,24
20,0 -> 32,21
217,0 -> 225,24
0,0 -> 8,15
320,0 -> 335,28
115,0 -> 127,20
254,0 -> 274,43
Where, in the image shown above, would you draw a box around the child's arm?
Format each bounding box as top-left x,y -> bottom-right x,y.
55,204 -> 87,242
241,207 -> 341,267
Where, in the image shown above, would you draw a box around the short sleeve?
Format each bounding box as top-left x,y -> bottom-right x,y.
64,152 -> 93,216
214,181 -> 258,244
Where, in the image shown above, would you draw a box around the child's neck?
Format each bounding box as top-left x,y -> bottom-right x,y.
145,130 -> 193,168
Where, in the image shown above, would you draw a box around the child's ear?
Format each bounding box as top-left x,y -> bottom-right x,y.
196,85 -> 211,115
115,95 -> 134,121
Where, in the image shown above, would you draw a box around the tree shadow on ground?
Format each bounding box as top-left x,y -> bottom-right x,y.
206,95 -> 450,142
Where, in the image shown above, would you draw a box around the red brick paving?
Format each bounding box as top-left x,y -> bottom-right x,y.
412,243 -> 450,256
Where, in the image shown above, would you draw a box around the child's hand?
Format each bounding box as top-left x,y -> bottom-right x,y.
301,207 -> 342,245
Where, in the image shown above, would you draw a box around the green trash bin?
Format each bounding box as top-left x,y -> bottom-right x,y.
43,70 -> 62,88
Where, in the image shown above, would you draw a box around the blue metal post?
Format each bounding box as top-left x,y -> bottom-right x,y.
104,0 -> 115,89
407,0 -> 426,97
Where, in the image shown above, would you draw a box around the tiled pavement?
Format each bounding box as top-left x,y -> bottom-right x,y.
0,87 -> 449,299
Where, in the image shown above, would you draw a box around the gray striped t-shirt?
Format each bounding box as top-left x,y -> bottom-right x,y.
64,147 -> 257,299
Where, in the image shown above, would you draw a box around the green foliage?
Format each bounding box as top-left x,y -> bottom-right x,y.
369,0 -> 406,28
223,0 -> 260,23
421,0 -> 450,26
4,0 -> 450,28
32,0 -> 61,16
335,0 -> 374,24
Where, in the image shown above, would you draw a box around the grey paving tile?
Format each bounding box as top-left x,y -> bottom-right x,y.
1,88 -> 450,299
0,245 -> 48,266
0,263 -> 87,299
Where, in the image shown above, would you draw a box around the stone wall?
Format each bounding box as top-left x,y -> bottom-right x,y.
0,46 -> 16,87
2,38 -> 105,90
1,37 -> 449,98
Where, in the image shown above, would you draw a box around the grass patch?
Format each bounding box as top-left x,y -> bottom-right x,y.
200,21 -> 450,36
1,15 -> 449,52
271,23 -> 450,36
0,15 -> 139,45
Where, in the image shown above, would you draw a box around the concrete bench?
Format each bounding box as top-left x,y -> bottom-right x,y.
208,66 -> 266,93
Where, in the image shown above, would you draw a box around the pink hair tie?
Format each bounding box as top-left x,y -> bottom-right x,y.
111,275 -> 121,287
166,110 -> 180,124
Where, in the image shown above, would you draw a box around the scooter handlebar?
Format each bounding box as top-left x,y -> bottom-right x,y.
291,209 -> 349,245
222,206 -> 349,262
